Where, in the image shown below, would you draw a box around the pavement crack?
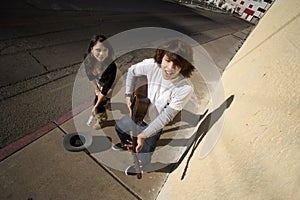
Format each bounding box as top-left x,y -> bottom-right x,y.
0,63 -> 80,101
52,120 -> 143,199
51,121 -> 68,135
28,51 -> 49,71
87,154 -> 143,200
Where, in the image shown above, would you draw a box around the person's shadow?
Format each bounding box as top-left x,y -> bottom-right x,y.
145,95 -> 235,178
86,136 -> 112,154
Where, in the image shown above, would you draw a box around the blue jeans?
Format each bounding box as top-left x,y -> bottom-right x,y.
115,114 -> 162,166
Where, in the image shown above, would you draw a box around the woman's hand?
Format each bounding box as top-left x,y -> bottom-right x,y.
94,90 -> 104,109
92,106 -> 97,116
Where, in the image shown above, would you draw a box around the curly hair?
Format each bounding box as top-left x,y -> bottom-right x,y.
154,40 -> 195,78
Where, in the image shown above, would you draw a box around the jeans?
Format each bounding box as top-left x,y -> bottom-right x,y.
115,114 -> 162,166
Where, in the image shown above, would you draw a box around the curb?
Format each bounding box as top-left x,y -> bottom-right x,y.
0,99 -> 92,162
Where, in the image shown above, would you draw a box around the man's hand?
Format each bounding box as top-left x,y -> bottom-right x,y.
136,132 -> 147,153
125,132 -> 147,153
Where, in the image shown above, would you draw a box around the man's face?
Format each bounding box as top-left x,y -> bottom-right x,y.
161,54 -> 181,80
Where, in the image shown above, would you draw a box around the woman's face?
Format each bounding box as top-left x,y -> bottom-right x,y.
91,41 -> 108,62
161,54 -> 181,80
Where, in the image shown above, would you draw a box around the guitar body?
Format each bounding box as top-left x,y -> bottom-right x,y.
131,76 -> 150,123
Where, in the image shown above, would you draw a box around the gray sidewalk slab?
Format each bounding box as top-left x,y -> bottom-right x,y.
60,85 -> 204,199
0,87 -> 207,199
60,108 -> 169,200
0,127 -> 136,200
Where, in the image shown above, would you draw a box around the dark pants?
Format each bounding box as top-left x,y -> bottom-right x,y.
94,95 -> 109,113
115,114 -> 162,166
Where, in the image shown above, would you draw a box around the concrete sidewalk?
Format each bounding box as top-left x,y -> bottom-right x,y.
0,113 -> 170,199
0,83 -> 205,199
0,26 -> 253,199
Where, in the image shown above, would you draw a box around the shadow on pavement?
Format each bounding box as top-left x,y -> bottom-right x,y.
148,95 -> 235,177
87,136 -> 112,154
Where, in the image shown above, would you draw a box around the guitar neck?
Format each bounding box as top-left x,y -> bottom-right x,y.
131,115 -> 142,179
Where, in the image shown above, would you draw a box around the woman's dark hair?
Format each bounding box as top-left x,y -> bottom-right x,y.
154,40 -> 195,78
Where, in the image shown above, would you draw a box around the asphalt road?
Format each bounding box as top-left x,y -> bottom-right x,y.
0,0 -> 251,148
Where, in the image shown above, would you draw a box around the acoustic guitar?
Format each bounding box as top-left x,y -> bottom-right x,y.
130,76 -> 150,179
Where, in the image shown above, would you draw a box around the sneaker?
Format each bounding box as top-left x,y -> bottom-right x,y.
112,143 -> 127,151
125,164 -> 143,176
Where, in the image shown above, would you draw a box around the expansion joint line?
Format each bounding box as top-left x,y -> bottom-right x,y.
52,121 -> 143,200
